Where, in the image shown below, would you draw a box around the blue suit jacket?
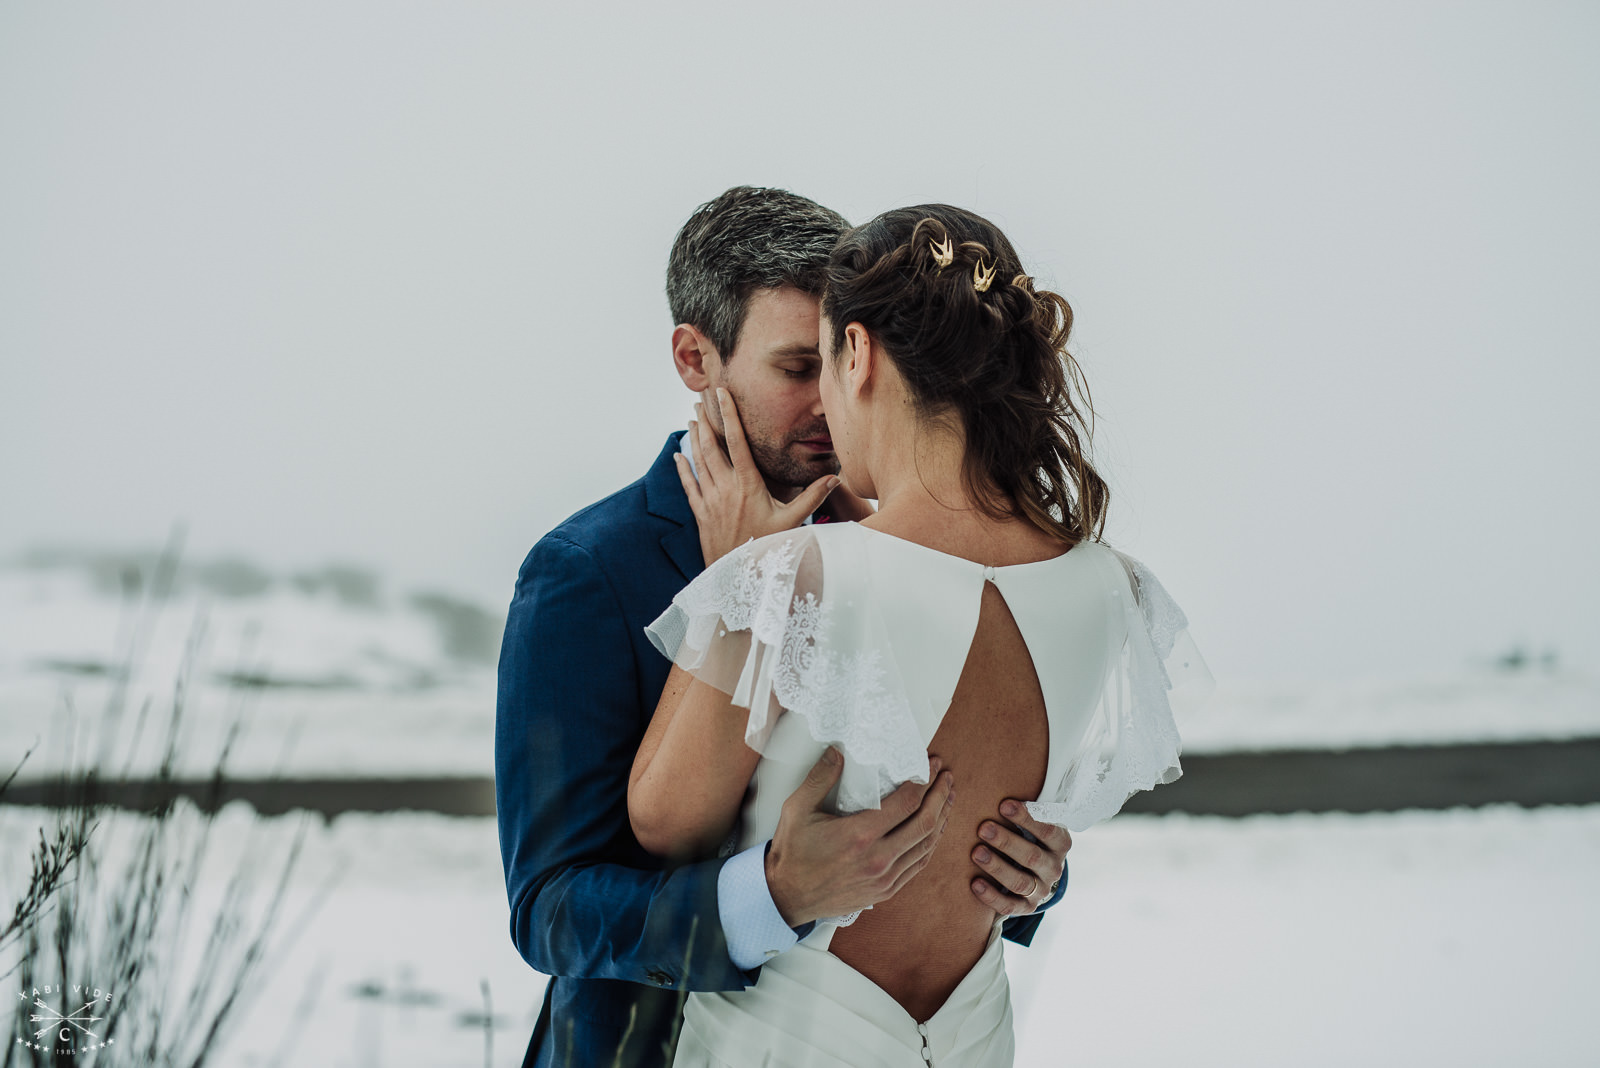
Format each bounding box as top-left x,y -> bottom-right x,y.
496,432 -> 1059,1068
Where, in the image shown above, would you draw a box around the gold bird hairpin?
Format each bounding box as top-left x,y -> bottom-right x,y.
929,235 -> 955,269
973,258 -> 997,293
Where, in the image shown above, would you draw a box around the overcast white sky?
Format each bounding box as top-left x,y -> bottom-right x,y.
3,1 -> 1597,682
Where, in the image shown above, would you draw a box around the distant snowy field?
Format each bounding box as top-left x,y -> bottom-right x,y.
0,557 -> 501,778
3,557 -> 1597,781
3,803 -> 1593,1067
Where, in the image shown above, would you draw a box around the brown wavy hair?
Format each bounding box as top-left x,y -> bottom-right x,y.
821,205 -> 1108,544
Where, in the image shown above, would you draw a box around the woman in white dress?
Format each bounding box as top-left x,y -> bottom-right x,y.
629,205 -> 1208,1067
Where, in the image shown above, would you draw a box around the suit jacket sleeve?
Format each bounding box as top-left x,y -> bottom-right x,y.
496,533 -> 750,991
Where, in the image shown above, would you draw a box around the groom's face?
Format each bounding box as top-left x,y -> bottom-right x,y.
703,286 -> 838,493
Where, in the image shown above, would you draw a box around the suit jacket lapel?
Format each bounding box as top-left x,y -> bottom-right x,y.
644,431 -> 705,583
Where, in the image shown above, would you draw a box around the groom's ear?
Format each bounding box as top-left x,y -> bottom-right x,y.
672,324 -> 719,392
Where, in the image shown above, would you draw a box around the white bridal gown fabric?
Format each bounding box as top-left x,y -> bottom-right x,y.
645,523 -> 1209,1068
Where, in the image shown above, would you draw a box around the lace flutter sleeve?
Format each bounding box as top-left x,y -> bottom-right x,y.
1025,550 -> 1213,832
645,528 -> 928,815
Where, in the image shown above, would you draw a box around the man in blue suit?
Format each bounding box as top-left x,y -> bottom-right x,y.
496,187 -> 1072,1067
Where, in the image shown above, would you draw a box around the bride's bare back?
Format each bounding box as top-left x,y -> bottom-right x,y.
828,579 -> 1049,1022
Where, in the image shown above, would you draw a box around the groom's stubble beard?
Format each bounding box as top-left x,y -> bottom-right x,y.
750,432 -> 840,493
724,393 -> 839,493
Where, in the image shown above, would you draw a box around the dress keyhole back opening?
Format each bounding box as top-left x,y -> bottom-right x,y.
827,578 -> 1050,1024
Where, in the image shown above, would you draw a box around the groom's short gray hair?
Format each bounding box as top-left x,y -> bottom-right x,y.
667,186 -> 848,359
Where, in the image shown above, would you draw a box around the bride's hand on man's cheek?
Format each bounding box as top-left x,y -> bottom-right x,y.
969,801 -> 1072,918
675,388 -> 841,566
822,482 -> 875,523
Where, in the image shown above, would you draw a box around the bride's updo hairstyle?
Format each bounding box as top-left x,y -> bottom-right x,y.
821,205 -> 1108,544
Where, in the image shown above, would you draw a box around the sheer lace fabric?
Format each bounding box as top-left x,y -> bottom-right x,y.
645,523 -> 1209,835
648,530 -> 928,814
1021,551 -> 1212,829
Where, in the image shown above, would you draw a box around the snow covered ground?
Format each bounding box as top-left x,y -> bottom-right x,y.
4,803 -> 1594,1067
1009,805 -> 1599,1067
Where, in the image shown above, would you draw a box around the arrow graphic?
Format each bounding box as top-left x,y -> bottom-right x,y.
29,997 -> 103,1040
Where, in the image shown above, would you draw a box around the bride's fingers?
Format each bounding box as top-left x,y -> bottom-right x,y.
673,453 -> 706,518
715,388 -> 759,486
780,474 -> 841,525
694,403 -> 733,481
826,483 -> 876,521
687,418 -> 715,489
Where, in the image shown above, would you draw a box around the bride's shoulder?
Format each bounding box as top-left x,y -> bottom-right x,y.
704,526 -> 834,591
712,523 -> 870,603
734,521 -> 859,561
732,525 -> 818,560
1089,542 -> 1163,597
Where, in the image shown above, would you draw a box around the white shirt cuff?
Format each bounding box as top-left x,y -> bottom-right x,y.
717,841 -> 800,972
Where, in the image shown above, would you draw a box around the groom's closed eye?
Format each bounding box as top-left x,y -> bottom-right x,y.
767,343 -> 821,380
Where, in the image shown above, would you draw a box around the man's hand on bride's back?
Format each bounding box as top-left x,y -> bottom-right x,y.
764,748 -> 955,928
676,389 -> 844,566
968,801 -> 1072,918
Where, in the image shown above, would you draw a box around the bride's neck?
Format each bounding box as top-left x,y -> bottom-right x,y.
863,414 -> 978,526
